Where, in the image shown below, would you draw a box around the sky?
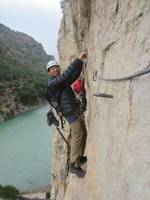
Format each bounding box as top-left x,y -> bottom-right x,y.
0,0 -> 62,59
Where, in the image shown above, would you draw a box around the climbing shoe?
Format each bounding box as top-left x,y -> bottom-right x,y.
79,156 -> 87,165
69,163 -> 86,178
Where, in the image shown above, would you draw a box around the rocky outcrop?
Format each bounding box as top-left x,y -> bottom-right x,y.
0,86 -> 44,122
0,23 -> 53,68
51,1 -> 150,200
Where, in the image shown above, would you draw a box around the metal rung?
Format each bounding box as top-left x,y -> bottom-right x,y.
93,92 -> 113,99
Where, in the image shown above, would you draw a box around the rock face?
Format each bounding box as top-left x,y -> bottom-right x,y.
51,1 -> 150,200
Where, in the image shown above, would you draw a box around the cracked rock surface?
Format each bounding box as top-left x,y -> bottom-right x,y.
50,1 -> 150,200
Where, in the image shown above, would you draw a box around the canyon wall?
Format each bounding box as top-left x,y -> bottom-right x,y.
51,1 -> 150,199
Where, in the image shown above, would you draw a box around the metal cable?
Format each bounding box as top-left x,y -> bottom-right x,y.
93,63 -> 150,81
93,64 -> 150,98
95,64 -> 150,82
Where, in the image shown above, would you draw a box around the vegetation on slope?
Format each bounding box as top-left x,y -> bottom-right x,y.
0,23 -> 54,107
0,23 -> 55,121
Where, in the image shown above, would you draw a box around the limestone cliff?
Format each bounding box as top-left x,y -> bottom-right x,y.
51,1 -> 150,199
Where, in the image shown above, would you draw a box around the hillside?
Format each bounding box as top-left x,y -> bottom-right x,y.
0,23 -> 54,121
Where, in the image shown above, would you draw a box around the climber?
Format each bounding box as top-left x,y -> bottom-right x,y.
46,52 -> 87,178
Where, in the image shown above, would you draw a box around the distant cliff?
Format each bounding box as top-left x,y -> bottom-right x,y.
0,23 -> 54,121
50,0 -> 150,200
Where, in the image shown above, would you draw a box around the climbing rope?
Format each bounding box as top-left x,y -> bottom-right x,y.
56,127 -> 71,177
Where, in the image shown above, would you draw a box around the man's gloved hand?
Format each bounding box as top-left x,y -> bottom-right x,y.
79,52 -> 87,61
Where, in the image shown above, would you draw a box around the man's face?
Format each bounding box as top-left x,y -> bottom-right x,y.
48,65 -> 60,77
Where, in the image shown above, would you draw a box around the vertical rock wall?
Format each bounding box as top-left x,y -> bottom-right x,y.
51,1 -> 150,199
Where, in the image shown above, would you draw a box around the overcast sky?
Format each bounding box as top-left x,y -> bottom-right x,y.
0,0 -> 62,59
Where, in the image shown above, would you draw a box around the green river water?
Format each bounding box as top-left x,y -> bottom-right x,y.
0,105 -> 53,192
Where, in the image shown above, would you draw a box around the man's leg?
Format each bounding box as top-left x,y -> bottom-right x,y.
69,115 -> 87,177
79,115 -> 87,156
70,117 -> 84,166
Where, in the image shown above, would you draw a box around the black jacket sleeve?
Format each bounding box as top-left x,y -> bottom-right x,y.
48,58 -> 83,88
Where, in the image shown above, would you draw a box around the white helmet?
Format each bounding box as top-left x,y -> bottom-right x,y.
46,60 -> 59,71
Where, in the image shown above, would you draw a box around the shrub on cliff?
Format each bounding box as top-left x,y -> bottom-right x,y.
16,73 -> 47,106
17,83 -> 38,106
45,191 -> 51,199
0,185 -> 19,200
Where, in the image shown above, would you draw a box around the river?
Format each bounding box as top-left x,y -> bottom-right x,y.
0,105 -> 53,192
